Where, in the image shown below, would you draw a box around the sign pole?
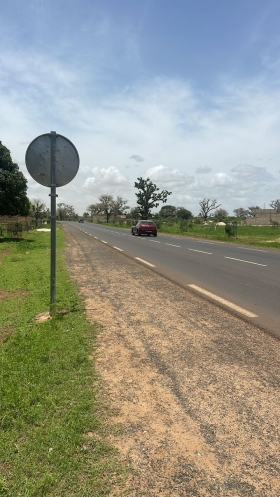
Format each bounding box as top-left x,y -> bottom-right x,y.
25,131 -> 79,315
50,131 -> 57,313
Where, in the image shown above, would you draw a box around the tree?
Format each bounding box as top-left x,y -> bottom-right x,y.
88,196 -> 129,222
176,207 -> 192,220
113,196 -> 129,216
0,141 -> 30,216
128,207 -> 141,220
199,198 -> 221,220
215,209 -> 228,219
247,206 -> 260,217
98,194 -> 115,223
98,194 -> 113,222
30,198 -> 46,227
44,207 -> 51,220
56,203 -> 77,221
159,205 -> 177,217
233,207 -> 250,218
87,203 -> 103,217
270,199 -> 280,211
134,177 -> 172,219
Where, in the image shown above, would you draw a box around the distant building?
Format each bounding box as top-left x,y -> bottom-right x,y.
245,206 -> 280,225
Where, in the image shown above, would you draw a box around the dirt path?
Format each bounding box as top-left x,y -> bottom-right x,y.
64,224 -> 280,497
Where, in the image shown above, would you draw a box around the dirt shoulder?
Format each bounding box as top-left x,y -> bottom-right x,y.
64,224 -> 280,497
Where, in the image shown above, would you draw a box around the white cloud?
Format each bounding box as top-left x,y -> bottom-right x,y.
145,165 -> 194,191
210,172 -> 233,188
231,164 -> 274,182
232,164 -> 264,173
1,27 -> 280,215
82,166 -> 130,195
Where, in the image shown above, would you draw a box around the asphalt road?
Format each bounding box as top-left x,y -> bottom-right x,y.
66,222 -> 280,339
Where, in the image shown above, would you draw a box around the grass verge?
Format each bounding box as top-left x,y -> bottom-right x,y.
90,221 -> 280,248
158,223 -> 280,247
0,226 -> 126,496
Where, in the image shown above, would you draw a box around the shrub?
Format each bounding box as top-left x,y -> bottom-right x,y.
225,224 -> 235,237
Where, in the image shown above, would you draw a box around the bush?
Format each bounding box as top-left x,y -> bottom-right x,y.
180,220 -> 189,232
225,224 -> 235,237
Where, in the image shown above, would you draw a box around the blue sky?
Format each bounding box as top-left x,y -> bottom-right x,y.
1,0 -> 280,215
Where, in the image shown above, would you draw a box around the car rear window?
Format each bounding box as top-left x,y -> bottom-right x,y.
141,221 -> 155,225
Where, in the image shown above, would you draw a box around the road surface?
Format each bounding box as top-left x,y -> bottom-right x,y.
63,223 -> 280,497
68,222 -> 280,339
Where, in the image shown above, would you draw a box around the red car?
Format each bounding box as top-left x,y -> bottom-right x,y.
131,220 -> 157,237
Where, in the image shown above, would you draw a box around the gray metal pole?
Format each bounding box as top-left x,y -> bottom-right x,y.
50,131 -> 57,313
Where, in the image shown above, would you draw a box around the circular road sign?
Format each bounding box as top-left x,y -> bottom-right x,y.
25,133 -> 79,187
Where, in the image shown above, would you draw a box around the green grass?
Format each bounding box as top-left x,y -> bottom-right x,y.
0,227 -> 126,496
92,220 -> 280,248
173,223 -> 280,248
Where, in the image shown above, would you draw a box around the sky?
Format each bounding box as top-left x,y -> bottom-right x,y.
1,0 -> 280,216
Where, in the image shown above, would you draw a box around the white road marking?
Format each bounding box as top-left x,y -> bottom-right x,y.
150,240 -> 161,243
113,246 -> 123,251
225,257 -> 267,266
166,243 -> 181,248
188,284 -> 258,318
196,240 -> 215,244
237,247 -> 268,252
188,248 -> 212,255
135,257 -> 155,267
94,237 -> 98,239
101,240 -> 107,244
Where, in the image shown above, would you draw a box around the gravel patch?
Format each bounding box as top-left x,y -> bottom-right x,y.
64,224 -> 280,497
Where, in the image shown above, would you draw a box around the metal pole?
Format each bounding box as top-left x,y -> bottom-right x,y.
50,131 -> 57,313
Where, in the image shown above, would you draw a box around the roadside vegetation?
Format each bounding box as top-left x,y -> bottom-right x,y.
0,226 -> 126,496
92,218 -> 280,249
157,221 -> 280,248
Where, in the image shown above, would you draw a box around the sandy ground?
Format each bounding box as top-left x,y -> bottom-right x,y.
64,224 -> 280,497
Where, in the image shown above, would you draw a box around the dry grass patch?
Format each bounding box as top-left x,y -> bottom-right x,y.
0,289 -> 29,300
0,326 -> 15,342
34,311 -> 51,322
0,247 -> 12,263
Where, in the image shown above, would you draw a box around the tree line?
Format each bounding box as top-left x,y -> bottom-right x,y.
1,140 -> 279,222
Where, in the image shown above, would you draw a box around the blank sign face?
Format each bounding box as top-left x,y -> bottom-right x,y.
25,133 -> 79,187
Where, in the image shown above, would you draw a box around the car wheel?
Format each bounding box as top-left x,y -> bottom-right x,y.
154,233 -> 157,237
137,231 -> 141,236
131,230 -> 135,235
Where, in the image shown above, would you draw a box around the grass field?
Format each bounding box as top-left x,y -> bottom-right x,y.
158,222 -> 280,248
99,220 -> 280,249
0,226 -> 126,496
